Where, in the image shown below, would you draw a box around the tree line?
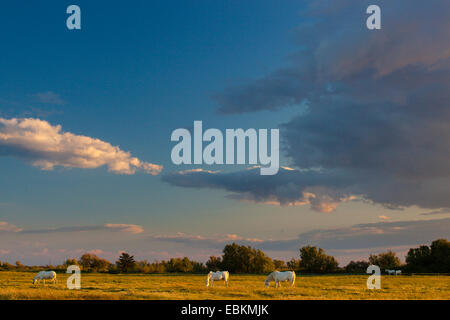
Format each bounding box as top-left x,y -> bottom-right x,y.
1,238 -> 448,274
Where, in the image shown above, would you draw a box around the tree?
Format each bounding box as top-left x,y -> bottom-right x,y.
116,252 -> 136,273
429,239 -> 450,273
1,262 -> 14,270
166,257 -> 194,273
369,250 -> 401,270
405,245 -> 431,273
299,246 -> 339,273
287,258 -> 301,271
64,258 -> 78,266
250,248 -> 274,274
220,243 -> 274,273
345,260 -> 370,273
406,239 -> 450,273
78,253 -> 111,272
206,256 -> 222,271
273,260 -> 286,270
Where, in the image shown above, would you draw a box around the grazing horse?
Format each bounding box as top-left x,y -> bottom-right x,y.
206,271 -> 229,287
32,271 -> 57,285
385,269 -> 401,275
265,271 -> 296,288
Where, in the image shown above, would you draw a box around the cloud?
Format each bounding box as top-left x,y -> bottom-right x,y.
202,0 -> 450,212
0,221 -> 23,233
295,218 -> 450,251
420,208 -> 450,216
0,117 -> 162,175
215,0 -> 450,114
33,91 -> 66,105
1,219 -> 447,265
104,224 -> 144,234
163,166 -> 358,212
86,249 -> 104,255
256,218 -> 450,253
140,219 -> 449,263
20,223 -> 144,234
149,232 -> 264,248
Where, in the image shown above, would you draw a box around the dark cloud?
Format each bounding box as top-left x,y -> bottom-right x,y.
291,218 -> 450,251
162,167 -> 358,212
174,0 -> 450,212
215,0 -> 450,114
420,208 -> 450,216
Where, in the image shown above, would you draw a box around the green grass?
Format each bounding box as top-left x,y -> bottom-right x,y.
0,272 -> 449,300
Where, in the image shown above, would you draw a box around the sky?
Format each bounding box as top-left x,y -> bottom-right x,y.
0,0 -> 449,266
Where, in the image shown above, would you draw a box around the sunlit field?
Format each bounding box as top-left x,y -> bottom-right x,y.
0,272 -> 449,300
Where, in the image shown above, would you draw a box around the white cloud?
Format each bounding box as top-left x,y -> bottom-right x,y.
0,117 -> 162,175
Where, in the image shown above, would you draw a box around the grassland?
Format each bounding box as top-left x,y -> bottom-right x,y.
0,272 -> 449,300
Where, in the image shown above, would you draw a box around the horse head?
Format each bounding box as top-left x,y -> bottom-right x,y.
264,272 -> 273,288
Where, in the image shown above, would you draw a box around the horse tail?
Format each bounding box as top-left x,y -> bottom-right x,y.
291,271 -> 296,287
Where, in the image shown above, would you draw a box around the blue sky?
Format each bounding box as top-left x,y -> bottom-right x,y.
1,0 -> 449,265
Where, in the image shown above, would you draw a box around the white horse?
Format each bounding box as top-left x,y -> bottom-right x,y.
265,271 -> 296,288
32,271 -> 57,285
385,269 -> 401,275
206,271 -> 229,287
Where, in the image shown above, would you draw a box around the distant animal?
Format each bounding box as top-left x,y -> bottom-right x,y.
265,271 -> 296,288
206,271 -> 229,287
32,271 -> 57,285
385,269 -> 401,275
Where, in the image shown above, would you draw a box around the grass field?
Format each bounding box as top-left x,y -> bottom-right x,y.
0,272 -> 449,300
